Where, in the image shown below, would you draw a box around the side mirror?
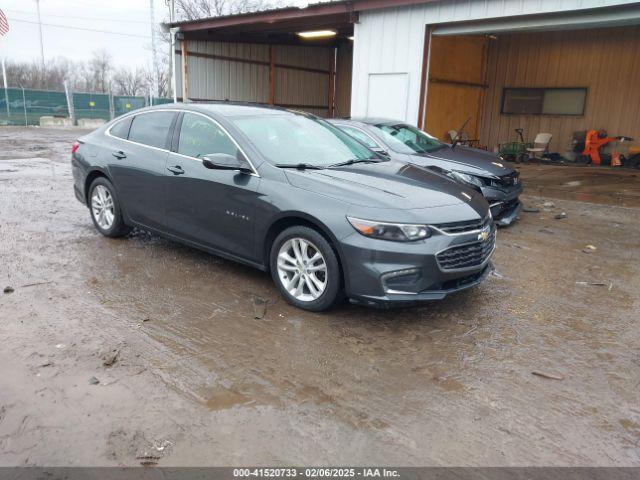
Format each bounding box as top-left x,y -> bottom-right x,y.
202,153 -> 251,173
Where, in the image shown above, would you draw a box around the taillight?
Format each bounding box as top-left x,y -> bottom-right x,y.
71,141 -> 80,154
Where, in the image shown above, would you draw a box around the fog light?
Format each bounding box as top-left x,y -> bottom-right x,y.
381,268 -> 421,294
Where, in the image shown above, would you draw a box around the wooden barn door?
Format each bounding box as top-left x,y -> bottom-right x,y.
424,35 -> 488,145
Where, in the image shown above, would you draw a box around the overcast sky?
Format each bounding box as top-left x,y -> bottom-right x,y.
0,1 -> 315,69
0,0 -> 183,68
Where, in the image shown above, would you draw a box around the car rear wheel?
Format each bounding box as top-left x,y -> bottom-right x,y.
88,177 -> 130,238
270,226 -> 341,312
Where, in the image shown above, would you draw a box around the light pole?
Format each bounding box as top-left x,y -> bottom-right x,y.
35,0 -> 45,74
149,0 -> 160,102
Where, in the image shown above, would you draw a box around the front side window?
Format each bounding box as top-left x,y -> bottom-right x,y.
231,114 -> 374,167
372,123 -> 444,155
109,116 -> 132,139
128,111 -> 176,149
178,113 -> 238,158
337,125 -> 380,149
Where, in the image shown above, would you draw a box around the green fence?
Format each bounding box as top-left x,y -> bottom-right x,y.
0,87 -> 173,126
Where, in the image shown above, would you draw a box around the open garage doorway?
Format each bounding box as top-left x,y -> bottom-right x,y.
421,24 -> 640,207
422,25 -> 640,157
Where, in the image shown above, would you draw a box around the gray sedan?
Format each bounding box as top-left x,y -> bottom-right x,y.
328,118 -> 523,226
71,104 -> 495,311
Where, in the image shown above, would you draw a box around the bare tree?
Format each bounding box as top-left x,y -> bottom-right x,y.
175,0 -> 277,19
4,57 -> 79,91
87,49 -> 113,93
144,56 -> 171,98
112,68 -> 146,96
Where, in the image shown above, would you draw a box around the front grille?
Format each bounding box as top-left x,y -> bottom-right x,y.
427,266 -> 489,291
494,172 -> 520,187
435,215 -> 491,234
436,230 -> 495,270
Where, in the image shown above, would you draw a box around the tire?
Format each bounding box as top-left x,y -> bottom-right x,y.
88,177 -> 131,238
270,226 -> 342,312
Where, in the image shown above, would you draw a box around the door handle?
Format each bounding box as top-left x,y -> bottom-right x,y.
167,165 -> 185,175
112,150 -> 126,159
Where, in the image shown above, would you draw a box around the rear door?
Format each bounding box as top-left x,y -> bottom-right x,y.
107,110 -> 177,230
164,111 -> 261,260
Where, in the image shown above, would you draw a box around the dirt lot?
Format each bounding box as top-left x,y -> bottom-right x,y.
0,126 -> 639,466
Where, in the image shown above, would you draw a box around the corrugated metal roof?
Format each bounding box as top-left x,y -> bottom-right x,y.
168,0 -> 441,30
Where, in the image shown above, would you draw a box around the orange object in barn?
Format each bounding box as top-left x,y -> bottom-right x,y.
582,129 -> 616,165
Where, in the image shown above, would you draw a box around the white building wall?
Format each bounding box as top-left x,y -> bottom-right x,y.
351,0 -> 639,125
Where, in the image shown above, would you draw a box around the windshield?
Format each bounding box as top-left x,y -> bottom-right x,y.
231,113 -> 376,167
372,123 -> 444,154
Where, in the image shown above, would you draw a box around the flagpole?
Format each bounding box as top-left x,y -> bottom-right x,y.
2,57 -> 9,118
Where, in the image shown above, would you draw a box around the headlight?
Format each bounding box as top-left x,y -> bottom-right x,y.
450,171 -> 485,188
347,217 -> 430,242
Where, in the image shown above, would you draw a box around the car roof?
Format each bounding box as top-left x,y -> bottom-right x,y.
329,117 -> 406,126
139,102 -> 303,118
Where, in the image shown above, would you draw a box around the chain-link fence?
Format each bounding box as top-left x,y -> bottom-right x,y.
0,86 -> 173,126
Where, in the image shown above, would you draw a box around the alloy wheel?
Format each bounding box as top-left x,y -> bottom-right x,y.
277,237 -> 328,302
91,185 -> 115,230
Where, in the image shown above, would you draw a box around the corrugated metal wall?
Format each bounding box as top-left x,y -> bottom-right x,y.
176,40 -> 270,103
335,43 -> 353,117
176,39 -> 344,117
352,0 -> 639,125
479,25 -> 640,153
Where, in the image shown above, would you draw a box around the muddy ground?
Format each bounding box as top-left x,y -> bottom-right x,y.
0,126 -> 639,466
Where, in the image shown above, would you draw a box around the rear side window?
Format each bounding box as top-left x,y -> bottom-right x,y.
128,111 -> 176,149
109,116 -> 132,139
338,125 -> 379,149
178,112 -> 238,158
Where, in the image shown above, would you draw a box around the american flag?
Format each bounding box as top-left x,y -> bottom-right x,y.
0,9 -> 9,36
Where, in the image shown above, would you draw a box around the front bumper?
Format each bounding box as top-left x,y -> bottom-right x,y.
481,183 -> 523,226
349,264 -> 492,308
492,199 -> 522,226
339,225 -> 495,307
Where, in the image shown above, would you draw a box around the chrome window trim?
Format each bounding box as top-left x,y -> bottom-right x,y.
105,108 -> 260,177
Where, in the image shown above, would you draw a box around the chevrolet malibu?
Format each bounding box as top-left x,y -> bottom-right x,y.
71,104 -> 496,311
328,118 -> 523,226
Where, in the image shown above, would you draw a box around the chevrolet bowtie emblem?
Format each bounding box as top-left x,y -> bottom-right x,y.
478,228 -> 490,241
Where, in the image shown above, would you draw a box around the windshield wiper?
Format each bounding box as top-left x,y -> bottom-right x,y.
275,163 -> 324,170
328,158 -> 382,168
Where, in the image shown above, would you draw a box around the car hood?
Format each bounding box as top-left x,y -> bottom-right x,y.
284,160 -> 487,212
413,145 -> 514,177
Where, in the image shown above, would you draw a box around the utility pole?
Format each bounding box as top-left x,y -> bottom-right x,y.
35,0 -> 46,74
167,0 -> 176,102
149,0 -> 160,102
63,80 -> 75,125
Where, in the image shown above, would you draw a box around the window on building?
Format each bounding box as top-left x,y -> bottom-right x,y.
501,88 -> 587,115
128,111 -> 176,149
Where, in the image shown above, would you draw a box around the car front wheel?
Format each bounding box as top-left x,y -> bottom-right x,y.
88,177 -> 130,238
270,226 -> 342,312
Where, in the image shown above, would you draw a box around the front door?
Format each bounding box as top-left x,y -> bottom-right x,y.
164,112 -> 261,261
